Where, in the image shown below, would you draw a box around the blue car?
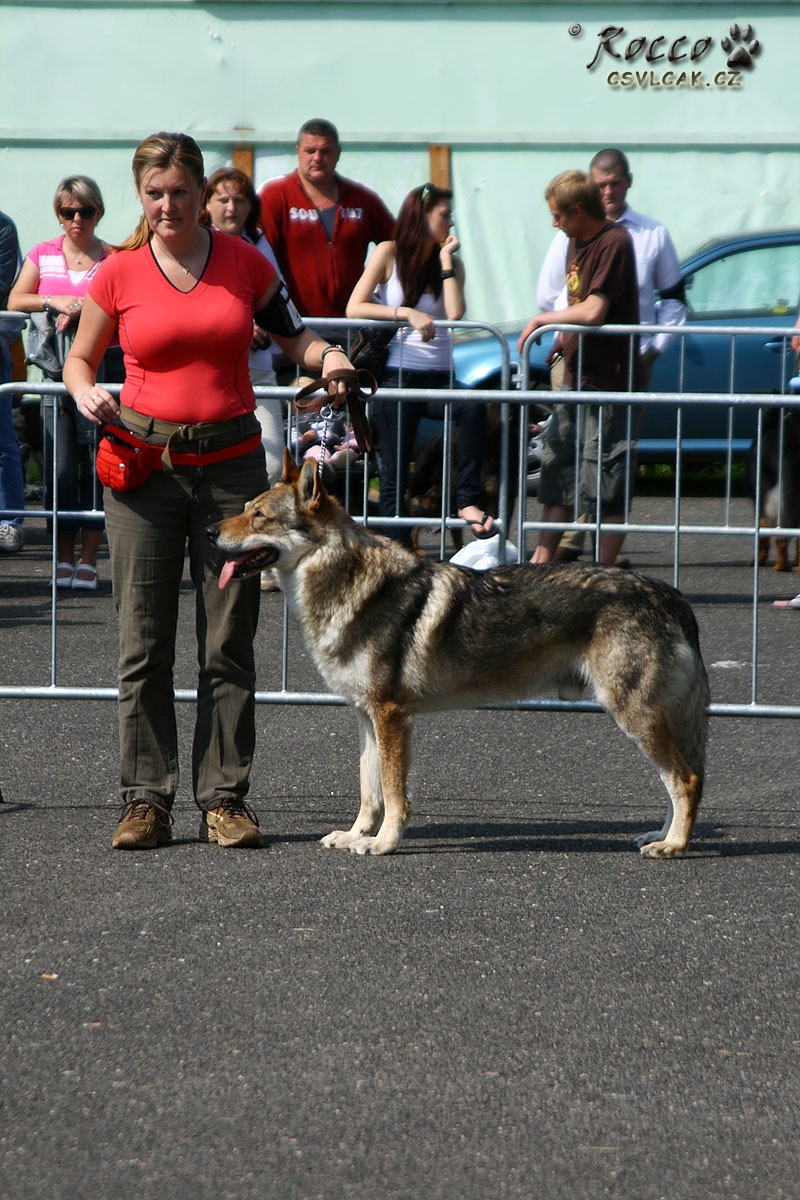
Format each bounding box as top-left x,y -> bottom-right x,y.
453,229 -> 800,463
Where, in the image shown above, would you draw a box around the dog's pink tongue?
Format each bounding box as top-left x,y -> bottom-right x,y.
218,559 -> 238,590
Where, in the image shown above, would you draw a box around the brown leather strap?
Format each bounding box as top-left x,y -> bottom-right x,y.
293,368 -> 377,454
119,404 -> 260,446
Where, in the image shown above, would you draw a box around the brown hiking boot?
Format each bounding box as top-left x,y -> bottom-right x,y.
199,798 -> 263,848
112,798 -> 173,850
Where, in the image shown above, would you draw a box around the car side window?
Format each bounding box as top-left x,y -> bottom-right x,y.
685,244 -> 800,319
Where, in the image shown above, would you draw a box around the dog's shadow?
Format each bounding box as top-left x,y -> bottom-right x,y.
398,818 -> 800,857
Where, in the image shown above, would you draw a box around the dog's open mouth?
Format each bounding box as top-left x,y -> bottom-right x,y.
218,548 -> 278,589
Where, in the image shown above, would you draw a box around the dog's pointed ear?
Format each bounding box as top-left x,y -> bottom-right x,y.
281,448 -> 300,484
297,457 -> 323,505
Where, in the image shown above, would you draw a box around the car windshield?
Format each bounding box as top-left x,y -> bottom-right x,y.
685,243 -> 800,319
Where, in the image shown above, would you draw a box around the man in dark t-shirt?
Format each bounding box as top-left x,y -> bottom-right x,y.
518,170 -> 641,564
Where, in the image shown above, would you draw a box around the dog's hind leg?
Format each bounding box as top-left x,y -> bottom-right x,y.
774,537 -> 790,572
632,796 -> 673,851
344,701 -> 413,856
599,664 -> 706,858
320,711 -> 385,851
620,705 -> 704,858
592,627 -> 708,857
637,761 -> 702,859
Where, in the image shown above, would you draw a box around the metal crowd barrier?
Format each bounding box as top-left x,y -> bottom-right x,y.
516,321 -> 800,589
2,318 -> 800,721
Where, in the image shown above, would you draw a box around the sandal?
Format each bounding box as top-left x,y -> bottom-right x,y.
294,369 -> 377,454
460,509 -> 495,540
72,562 -> 98,591
55,561 -> 75,589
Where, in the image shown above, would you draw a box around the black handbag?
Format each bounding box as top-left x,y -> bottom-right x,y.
348,324 -> 398,383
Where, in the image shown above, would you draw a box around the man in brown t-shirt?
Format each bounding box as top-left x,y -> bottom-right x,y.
518,170 -> 640,564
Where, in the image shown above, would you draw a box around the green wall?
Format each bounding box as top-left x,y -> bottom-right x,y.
2,1 -> 797,324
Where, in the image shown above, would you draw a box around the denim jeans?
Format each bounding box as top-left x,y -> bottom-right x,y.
370,368 -> 487,547
0,345 -> 24,528
103,446 -> 268,811
42,395 -> 104,534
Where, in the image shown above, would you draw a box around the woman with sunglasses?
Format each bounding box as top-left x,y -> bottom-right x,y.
347,182 -> 493,545
9,176 -> 115,590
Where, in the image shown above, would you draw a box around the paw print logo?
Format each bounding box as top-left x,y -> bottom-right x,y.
721,22 -> 760,68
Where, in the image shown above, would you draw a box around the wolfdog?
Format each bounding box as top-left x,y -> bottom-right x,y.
746,406 -> 800,571
209,452 -> 709,859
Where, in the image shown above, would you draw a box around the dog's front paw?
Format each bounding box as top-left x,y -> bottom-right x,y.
321,824 -> 402,855
320,829 -> 359,851
348,834 -> 398,856
639,839 -> 685,859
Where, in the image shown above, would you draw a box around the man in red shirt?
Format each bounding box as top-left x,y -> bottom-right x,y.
258,118 -> 394,321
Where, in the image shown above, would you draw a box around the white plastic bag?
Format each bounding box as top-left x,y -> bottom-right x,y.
450,534 -> 519,571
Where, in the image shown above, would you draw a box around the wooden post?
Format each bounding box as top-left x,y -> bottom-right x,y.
429,144 -> 451,189
10,335 -> 25,382
232,144 -> 255,180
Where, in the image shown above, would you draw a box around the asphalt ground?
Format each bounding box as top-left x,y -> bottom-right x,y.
1,494 -> 799,1200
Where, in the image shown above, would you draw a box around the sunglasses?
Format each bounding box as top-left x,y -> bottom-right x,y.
59,205 -> 98,221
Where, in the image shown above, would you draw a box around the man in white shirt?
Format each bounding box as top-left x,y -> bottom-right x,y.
537,148 -> 686,560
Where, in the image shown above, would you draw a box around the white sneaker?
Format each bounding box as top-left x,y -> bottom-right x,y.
0,523 -> 23,553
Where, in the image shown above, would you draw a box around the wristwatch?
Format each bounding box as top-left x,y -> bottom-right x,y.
42,296 -> 52,312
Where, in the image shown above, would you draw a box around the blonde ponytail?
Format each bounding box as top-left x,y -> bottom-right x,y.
116,213 -> 152,253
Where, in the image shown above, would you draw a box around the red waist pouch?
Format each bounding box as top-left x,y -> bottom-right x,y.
95,430 -> 162,492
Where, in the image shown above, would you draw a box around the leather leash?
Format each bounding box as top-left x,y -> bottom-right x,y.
294,368 -> 377,455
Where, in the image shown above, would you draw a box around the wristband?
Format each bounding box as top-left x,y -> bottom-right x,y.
441,269 -> 456,280
321,344 -> 344,363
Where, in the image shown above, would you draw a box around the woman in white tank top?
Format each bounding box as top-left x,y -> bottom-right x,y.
347,183 -> 493,545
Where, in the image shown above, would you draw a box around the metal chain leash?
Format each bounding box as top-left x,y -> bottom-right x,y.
316,405 -> 331,484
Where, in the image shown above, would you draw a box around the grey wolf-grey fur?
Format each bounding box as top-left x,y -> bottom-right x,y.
209,452 -> 709,858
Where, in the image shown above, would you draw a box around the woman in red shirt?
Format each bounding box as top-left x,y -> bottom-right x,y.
64,131 -> 353,852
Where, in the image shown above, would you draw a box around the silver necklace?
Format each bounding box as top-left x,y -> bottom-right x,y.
66,240 -> 97,269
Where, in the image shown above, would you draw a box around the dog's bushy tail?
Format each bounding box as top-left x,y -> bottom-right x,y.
670,616 -> 710,795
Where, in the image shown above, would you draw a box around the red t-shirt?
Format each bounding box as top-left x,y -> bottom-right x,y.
258,170 -> 394,317
563,222 -> 641,392
89,231 -> 275,422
